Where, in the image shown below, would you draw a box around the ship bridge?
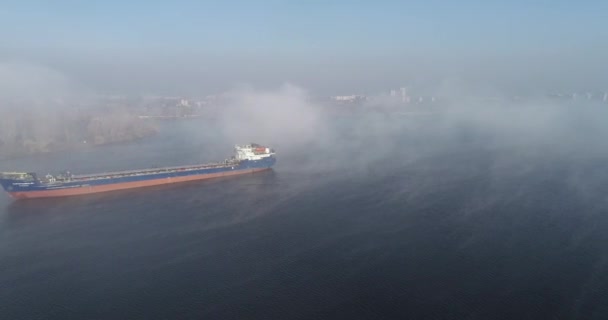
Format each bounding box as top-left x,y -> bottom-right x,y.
234,143 -> 275,161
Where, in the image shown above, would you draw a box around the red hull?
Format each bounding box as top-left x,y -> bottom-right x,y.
9,168 -> 269,199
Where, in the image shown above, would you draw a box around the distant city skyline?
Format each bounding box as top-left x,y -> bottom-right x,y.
1,0 -> 607,96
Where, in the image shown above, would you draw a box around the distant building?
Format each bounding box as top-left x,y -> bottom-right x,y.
400,87 -> 408,103
604,92 -> 607,102
331,95 -> 366,103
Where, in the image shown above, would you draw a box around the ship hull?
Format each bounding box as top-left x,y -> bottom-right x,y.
8,167 -> 269,199
1,156 -> 276,200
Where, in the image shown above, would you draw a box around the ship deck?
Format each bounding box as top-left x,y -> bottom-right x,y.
69,160 -> 240,182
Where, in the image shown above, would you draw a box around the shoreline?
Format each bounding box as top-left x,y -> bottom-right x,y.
0,131 -> 159,161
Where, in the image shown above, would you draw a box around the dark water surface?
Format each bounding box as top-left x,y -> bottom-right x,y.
2,117 -> 608,319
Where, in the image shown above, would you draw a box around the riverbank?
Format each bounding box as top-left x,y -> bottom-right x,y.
0,111 -> 159,160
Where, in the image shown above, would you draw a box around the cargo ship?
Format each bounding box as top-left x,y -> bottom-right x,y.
0,143 -> 276,199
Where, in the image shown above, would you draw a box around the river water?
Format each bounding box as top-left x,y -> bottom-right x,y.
2,114 -> 608,319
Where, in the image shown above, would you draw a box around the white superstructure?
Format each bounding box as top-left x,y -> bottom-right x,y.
234,143 -> 275,161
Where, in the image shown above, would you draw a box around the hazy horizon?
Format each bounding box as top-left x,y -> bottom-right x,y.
2,0 -> 607,97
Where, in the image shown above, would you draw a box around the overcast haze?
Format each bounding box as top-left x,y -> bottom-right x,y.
2,0 -> 607,96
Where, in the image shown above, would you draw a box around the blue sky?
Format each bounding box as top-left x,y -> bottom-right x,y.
1,0 -> 607,95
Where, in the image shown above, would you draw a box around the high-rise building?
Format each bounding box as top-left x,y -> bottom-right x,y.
603,92 -> 607,102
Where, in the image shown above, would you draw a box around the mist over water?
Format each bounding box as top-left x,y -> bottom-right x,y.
2,86 -> 608,318
3,0 -> 608,315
